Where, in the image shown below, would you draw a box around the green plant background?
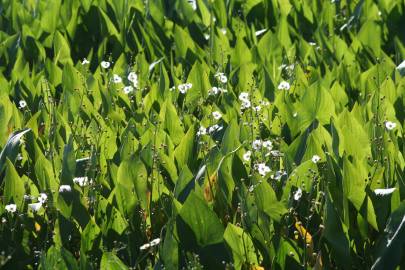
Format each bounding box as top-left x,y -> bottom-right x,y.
0,0 -> 404,269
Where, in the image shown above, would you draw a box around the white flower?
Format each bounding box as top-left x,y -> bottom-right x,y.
188,0 -> 197,10
262,140 -> 273,150
81,58 -> 90,65
123,86 -> 134,94
128,72 -> 139,88
278,64 -> 287,70
243,151 -> 252,162
178,84 -> 187,94
215,72 -> 228,84
19,100 -> 27,109
208,87 -> 220,95
128,72 -> 137,82
139,243 -> 150,250
309,42 -> 316,46
150,238 -> 160,246
374,188 -> 396,196
239,92 -> 249,101
272,170 -> 286,180
113,74 -> 122,84
197,126 -> 207,136
208,124 -> 223,134
220,28 -> 227,35
5,204 -> 17,213
241,99 -> 251,110
38,193 -> 47,204
396,60 -> 405,72
269,150 -> 283,157
73,176 -> 89,187
311,155 -> 321,164
278,81 -> 290,90
294,188 -> 302,201
219,74 -> 227,83
253,105 -> 261,112
59,185 -> 72,193
101,61 -> 110,69
28,202 -> 42,212
385,121 -> 397,130
178,83 -> 192,94
212,111 -> 222,120
293,112 -> 298,118
140,238 -> 161,250
252,140 -> 262,150
256,163 -> 271,176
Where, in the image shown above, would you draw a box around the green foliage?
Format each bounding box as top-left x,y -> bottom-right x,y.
0,0 -> 405,269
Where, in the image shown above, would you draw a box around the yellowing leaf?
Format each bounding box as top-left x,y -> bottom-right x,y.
35,222 -> 41,232
295,219 -> 315,264
204,173 -> 217,202
295,220 -> 313,246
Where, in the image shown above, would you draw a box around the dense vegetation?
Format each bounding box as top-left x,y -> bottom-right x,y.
0,0 -> 405,269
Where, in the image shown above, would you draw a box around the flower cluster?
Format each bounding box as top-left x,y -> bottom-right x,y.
73,176 -> 91,187
215,72 -> 228,84
140,238 -> 161,250
197,124 -> 223,136
178,83 -> 192,94
278,81 -> 290,90
239,92 -> 251,110
208,86 -> 227,96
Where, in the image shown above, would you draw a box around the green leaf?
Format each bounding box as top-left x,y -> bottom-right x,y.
0,98 -> 13,146
160,101 -> 184,145
185,61 -> 211,110
336,109 -> 371,161
40,0 -> 61,33
39,246 -> 79,270
0,128 -> 31,174
178,192 -> 224,247
116,155 -> 148,213
3,159 -> 25,209
60,136 -> 75,185
100,252 -> 128,270
357,20 -> 381,57
323,193 -> 351,269
174,126 -> 196,169
254,180 -> 287,222
54,31 -> 73,65
224,223 -> 258,270
80,220 -> 101,254
297,82 -> 336,131
372,202 -> 405,270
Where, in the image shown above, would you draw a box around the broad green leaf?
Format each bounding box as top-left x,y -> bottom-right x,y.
254,180 -> 287,222
178,192 -> 224,247
372,202 -> 405,270
100,252 -> 128,270
3,159 -> 25,209
224,223 -> 258,270
174,126 -> 196,169
39,246 -> 79,270
323,194 -> 351,270
0,128 -> 31,174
